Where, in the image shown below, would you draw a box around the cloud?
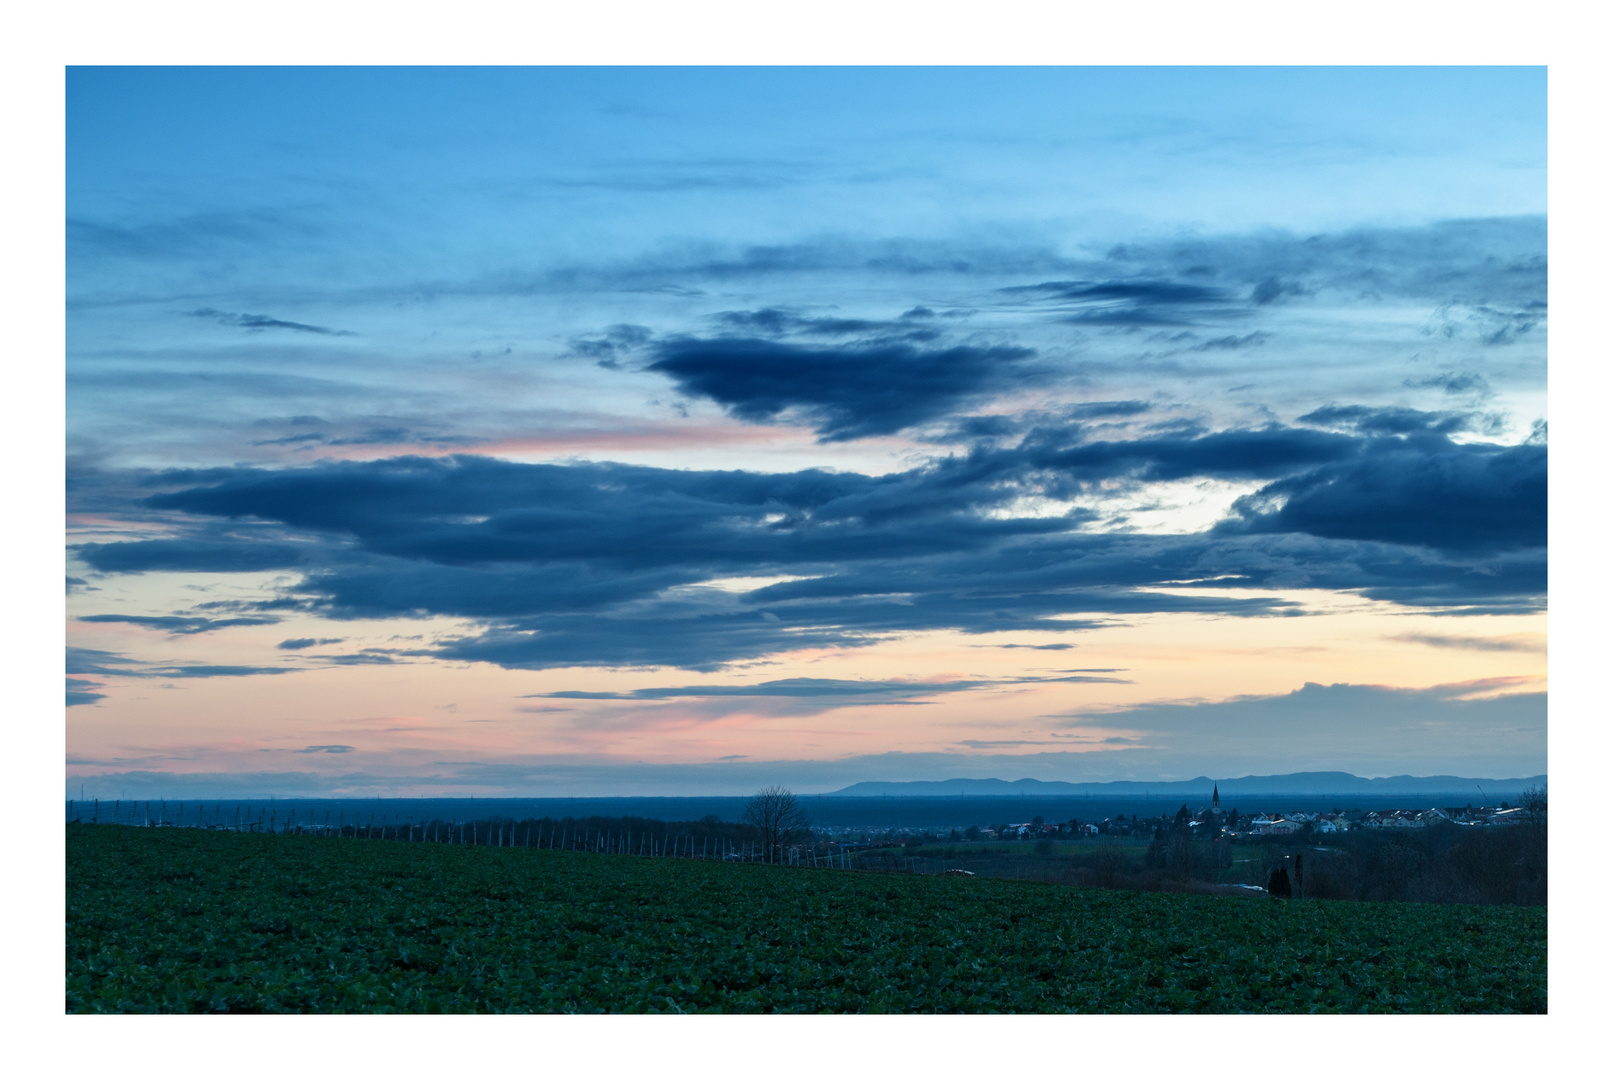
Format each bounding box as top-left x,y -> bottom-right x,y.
1404,371 -> 1493,397
293,745 -> 355,754
1250,278 -> 1307,305
277,637 -> 345,650
1051,680 -> 1544,777
65,419 -> 1543,672
1296,404 -> 1488,437
67,677 -> 106,707
64,676 -> 1545,799
67,207 -> 325,264
77,614 -> 280,635
74,539 -> 308,574
707,307 -> 943,343
1001,278 -> 1240,326
434,615 -> 876,673
322,652 -> 403,665
534,673 -> 1130,703
66,647 -> 153,677
1191,332 -> 1268,351
1221,437 -> 1544,552
645,337 -> 1038,440
538,677 -> 983,700
158,664 -> 298,678
568,323 -> 653,368
1100,217 -> 1545,313
66,646 -> 297,680
250,427 -> 486,449
397,217 -> 1537,305
1389,633 -> 1544,653
188,308 -> 355,336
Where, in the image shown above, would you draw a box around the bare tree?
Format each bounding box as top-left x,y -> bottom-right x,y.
743,785 -> 811,864
1519,785 -> 1547,829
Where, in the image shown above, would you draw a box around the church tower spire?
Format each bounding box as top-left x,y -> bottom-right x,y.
1212,783 -> 1221,813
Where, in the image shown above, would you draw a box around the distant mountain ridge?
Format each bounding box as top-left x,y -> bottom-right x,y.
821,772 -> 1546,798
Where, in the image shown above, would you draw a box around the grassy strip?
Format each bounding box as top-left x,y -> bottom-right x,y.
66,825 -> 1545,1013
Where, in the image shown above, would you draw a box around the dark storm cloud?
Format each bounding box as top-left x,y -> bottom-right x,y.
138,453 -> 1080,571
188,308 -> 356,335
970,423 -> 1359,485
77,614 -> 280,635
434,614 -> 868,672
926,401 -> 1157,446
74,539 -> 309,573
306,562 -> 708,619
645,337 -> 1038,440
84,400 -> 1544,671
1063,401 -> 1153,420
1221,439 -> 1545,552
1296,404 -> 1488,437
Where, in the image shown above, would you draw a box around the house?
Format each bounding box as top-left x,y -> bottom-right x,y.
1267,819 -> 1300,836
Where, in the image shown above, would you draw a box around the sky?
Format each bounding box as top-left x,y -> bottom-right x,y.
64,66 -> 1547,798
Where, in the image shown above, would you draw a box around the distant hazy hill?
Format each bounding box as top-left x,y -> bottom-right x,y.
822,772 -> 1546,798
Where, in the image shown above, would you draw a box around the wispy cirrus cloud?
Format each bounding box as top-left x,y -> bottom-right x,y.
529,671 -> 1131,703
188,308 -> 356,336
77,613 -> 280,635
1390,633 -> 1545,653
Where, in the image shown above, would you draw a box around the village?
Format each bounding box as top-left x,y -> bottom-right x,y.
814,784 -> 1543,849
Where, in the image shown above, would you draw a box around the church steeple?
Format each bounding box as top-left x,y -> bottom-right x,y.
1212,784 -> 1221,813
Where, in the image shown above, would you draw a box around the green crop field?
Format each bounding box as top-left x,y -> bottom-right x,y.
66,825 -> 1546,1013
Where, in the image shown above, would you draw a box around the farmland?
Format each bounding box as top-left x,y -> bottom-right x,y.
66,825 -> 1546,1013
